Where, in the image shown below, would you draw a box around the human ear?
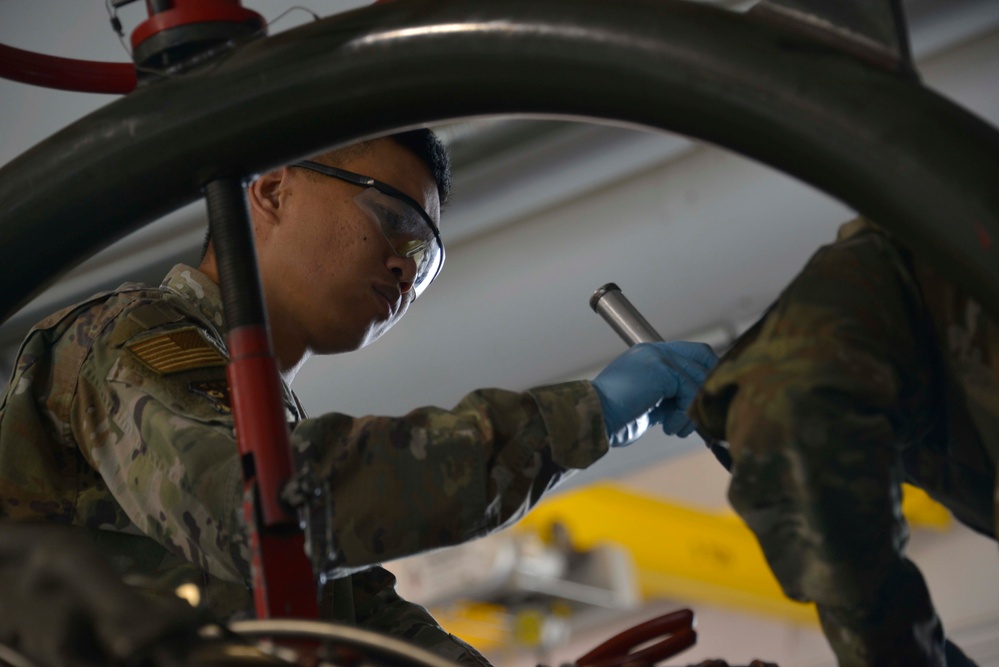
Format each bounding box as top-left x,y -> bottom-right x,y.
247,168 -> 288,226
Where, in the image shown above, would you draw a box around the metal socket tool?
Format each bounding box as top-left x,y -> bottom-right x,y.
590,282 -> 734,469
589,283 -> 664,346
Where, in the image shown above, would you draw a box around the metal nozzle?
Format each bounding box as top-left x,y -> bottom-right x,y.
589,283 -> 664,347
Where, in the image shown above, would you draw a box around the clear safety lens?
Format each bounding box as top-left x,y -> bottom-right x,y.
353,187 -> 443,298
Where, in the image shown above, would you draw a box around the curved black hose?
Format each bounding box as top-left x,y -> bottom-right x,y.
1,0 -> 998,321
203,178 -> 264,330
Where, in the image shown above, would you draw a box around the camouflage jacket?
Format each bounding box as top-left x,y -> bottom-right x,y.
691,219 -> 997,667
0,264 -> 608,664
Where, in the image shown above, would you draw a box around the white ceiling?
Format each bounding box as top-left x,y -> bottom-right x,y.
2,0 -> 999,487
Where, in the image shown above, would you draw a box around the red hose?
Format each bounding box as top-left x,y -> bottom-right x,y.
0,43 -> 136,94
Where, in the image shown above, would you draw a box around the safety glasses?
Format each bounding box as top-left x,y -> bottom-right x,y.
291,160 -> 444,299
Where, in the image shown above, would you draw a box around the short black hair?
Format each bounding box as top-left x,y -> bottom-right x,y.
389,128 -> 452,209
201,128 -> 452,260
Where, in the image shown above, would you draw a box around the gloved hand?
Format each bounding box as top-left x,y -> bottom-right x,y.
592,341 -> 718,447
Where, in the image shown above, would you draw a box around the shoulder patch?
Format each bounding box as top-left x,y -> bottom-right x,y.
125,326 -> 228,375
109,302 -> 188,348
190,380 -> 232,415
130,301 -> 186,330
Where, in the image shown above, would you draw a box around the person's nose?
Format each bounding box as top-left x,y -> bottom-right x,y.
387,253 -> 417,294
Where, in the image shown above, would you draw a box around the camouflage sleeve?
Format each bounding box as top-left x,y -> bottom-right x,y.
288,380 -> 608,578
689,225 -> 949,666
72,315 -> 249,586
70,293 -> 606,596
349,567 -> 491,667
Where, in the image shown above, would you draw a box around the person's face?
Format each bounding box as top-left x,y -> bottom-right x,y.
253,138 -> 441,355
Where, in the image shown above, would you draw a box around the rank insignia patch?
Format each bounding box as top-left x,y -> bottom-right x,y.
189,380 -> 232,415
126,327 -> 227,374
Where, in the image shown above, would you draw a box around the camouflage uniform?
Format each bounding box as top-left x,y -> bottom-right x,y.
0,264 -> 609,666
691,219 -> 997,667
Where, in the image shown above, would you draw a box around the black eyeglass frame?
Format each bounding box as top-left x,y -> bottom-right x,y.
290,160 -> 445,289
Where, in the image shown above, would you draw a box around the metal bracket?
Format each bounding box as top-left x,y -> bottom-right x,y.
750,0 -> 915,75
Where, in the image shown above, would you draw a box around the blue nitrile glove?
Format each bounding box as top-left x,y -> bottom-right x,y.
591,341 -> 718,447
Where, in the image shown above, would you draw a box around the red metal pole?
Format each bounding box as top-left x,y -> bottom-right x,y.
204,178 -> 319,620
